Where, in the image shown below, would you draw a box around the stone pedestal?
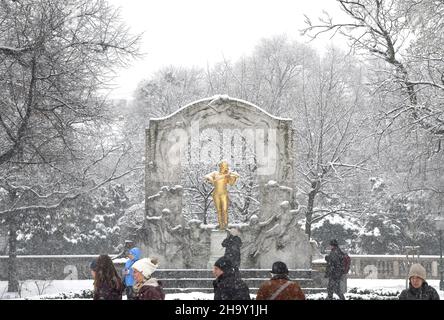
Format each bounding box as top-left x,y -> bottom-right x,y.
207,230 -> 227,269
311,260 -> 329,288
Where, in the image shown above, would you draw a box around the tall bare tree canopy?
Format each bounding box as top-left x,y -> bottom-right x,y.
0,0 -> 141,213
0,0 -> 140,292
0,0 -> 140,168
303,0 -> 444,142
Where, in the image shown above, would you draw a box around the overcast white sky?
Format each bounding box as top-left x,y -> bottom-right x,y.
106,0 -> 347,100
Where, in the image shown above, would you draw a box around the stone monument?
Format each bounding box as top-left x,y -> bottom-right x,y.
136,95 -> 314,269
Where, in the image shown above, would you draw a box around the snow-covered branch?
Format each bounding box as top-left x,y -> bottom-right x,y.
0,166 -> 139,217
0,45 -> 33,56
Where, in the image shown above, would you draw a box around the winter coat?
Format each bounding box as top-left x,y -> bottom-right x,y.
399,281 -> 440,300
213,270 -> 251,300
256,274 -> 305,300
222,235 -> 242,268
134,278 -> 165,300
93,278 -> 124,300
325,247 -> 344,280
122,247 -> 141,287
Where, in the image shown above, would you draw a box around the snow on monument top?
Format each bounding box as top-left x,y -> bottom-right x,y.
149,95 -> 292,122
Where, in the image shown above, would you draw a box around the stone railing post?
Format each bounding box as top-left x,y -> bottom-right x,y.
393,260 -> 399,277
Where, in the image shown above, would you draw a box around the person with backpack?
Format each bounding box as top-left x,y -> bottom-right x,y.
256,261 -> 305,300
122,247 -> 141,299
399,263 -> 440,300
212,256 -> 251,300
325,239 -> 348,300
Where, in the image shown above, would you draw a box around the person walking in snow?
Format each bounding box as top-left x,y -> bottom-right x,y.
325,239 -> 346,300
122,247 -> 141,299
399,263 -> 440,300
212,256 -> 251,300
132,257 -> 165,300
256,261 -> 305,300
91,254 -> 124,300
222,227 -> 242,271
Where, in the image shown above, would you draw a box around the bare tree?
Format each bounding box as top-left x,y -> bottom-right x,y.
183,166 -> 214,224
33,280 -> 53,296
302,0 -> 444,140
134,66 -> 207,119
206,35 -> 312,117
0,0 -> 141,292
293,47 -> 371,238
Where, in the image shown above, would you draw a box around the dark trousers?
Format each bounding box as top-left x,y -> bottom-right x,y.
327,277 -> 346,300
125,286 -> 135,300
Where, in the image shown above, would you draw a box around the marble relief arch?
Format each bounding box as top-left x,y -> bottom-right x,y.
139,95 -> 312,269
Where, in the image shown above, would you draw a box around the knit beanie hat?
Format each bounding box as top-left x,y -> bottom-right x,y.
214,256 -> 233,272
132,257 -> 159,278
408,263 -> 426,281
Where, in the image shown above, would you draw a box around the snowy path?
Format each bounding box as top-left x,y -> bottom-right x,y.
1,279 -> 443,300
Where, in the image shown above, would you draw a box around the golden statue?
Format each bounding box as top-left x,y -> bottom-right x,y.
204,160 -> 239,230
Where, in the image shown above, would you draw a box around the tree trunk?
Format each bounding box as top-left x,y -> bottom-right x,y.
305,180 -> 320,240
7,215 -> 19,293
203,202 -> 208,225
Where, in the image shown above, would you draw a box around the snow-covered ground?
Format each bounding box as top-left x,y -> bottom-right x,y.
1,279 -> 443,300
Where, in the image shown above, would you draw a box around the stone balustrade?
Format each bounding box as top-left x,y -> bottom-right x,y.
314,254 -> 443,279
348,255 -> 443,279
1,254 -> 443,281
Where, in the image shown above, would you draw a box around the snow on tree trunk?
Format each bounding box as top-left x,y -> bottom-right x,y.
305,181 -> 319,240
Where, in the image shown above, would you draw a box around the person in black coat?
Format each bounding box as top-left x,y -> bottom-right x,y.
222,227 -> 242,270
399,263 -> 440,300
212,256 -> 251,300
325,239 -> 346,300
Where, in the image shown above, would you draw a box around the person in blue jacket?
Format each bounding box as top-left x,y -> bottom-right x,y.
122,247 -> 141,299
